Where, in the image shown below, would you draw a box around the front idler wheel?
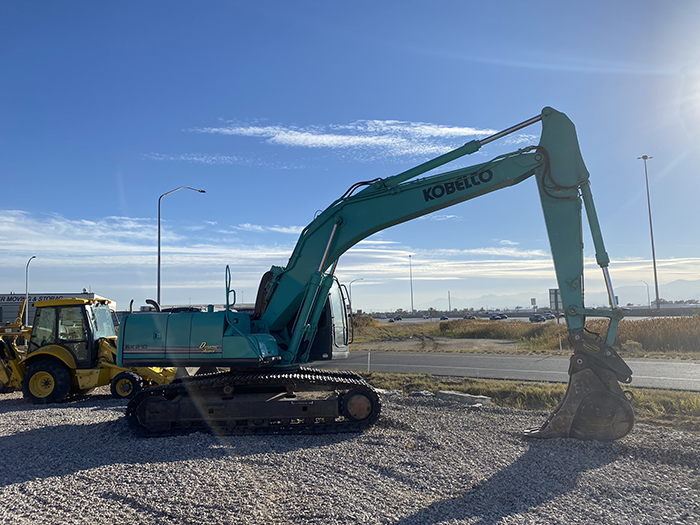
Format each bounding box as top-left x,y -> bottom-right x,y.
342,389 -> 377,422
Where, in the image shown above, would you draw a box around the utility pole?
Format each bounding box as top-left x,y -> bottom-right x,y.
638,155 -> 661,309
409,255 -> 414,313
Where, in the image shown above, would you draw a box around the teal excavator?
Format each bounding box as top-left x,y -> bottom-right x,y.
118,107 -> 634,440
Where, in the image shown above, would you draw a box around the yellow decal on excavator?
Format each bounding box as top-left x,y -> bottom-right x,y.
199,342 -> 217,353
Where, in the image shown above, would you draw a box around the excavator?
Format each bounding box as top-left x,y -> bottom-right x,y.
118,107 -> 634,440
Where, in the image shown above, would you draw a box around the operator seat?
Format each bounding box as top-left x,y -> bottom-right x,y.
252,271 -> 274,320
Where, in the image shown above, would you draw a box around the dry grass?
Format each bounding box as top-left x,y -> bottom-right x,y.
361,372 -> 700,433
353,316 -> 700,359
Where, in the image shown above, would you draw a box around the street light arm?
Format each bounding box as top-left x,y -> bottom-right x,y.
347,278 -> 364,309
159,186 -> 206,201
157,186 -> 206,305
638,280 -> 651,308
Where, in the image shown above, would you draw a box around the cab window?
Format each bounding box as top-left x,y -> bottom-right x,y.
329,283 -> 348,347
29,307 -> 57,351
89,304 -> 117,339
57,306 -> 91,367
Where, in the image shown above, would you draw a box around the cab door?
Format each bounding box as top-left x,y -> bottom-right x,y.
56,306 -> 93,368
29,305 -> 94,368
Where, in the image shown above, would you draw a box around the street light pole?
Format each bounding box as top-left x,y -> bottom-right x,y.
158,186 -> 206,305
408,255 -> 414,313
25,255 -> 36,327
638,155 -> 661,309
638,280 -> 650,308
348,278 -> 364,311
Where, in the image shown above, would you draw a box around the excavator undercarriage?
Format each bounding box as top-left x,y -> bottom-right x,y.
126,368 -> 381,436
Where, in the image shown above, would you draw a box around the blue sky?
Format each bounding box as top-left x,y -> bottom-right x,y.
1,1 -> 699,312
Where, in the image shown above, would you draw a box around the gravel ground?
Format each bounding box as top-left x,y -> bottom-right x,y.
1,388 -> 698,525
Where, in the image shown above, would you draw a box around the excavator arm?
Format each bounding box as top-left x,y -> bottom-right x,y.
258,106 -> 634,440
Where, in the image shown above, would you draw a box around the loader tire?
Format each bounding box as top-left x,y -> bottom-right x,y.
22,359 -> 71,404
111,371 -> 143,399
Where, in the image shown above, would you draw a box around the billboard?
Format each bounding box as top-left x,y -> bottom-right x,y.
0,293 -> 115,325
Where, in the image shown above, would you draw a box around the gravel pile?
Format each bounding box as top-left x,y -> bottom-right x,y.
1,388 -> 698,525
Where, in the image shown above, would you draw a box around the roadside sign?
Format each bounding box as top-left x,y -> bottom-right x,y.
549,289 -> 562,311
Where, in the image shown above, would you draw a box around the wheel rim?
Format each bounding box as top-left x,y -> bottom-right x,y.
115,378 -> 134,397
28,371 -> 55,398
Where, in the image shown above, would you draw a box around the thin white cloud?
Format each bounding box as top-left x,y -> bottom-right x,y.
356,239 -> 400,246
331,120 -> 497,139
231,223 -> 304,235
144,116 -> 537,169
268,225 -> 305,234
233,223 -> 265,233
188,118 -> 515,160
503,133 -> 539,145
3,211 -> 699,310
345,245 -> 549,260
144,153 -> 247,165
417,214 -> 460,222
439,247 -> 549,258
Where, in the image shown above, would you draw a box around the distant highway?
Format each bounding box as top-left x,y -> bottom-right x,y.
312,350 -> 700,392
372,316 -> 661,324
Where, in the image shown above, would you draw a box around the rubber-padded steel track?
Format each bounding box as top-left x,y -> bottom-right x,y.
125,367 -> 381,437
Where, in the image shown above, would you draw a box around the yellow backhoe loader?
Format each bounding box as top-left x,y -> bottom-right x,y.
0,298 -> 175,403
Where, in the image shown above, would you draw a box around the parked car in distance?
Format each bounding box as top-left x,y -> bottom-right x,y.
489,314 -> 503,320
394,316 -> 402,321
542,312 -> 556,320
423,314 -> 431,319
388,318 -> 395,323
555,312 -> 565,318
500,314 -> 508,319
529,314 -> 546,323
463,314 -> 476,320
439,315 -> 449,321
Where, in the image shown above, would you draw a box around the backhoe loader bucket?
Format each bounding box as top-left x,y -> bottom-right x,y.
524,354 -> 634,441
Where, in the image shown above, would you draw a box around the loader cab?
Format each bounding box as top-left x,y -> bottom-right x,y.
28,299 -> 116,368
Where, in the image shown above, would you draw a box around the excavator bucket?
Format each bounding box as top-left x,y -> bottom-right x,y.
524,354 -> 634,441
